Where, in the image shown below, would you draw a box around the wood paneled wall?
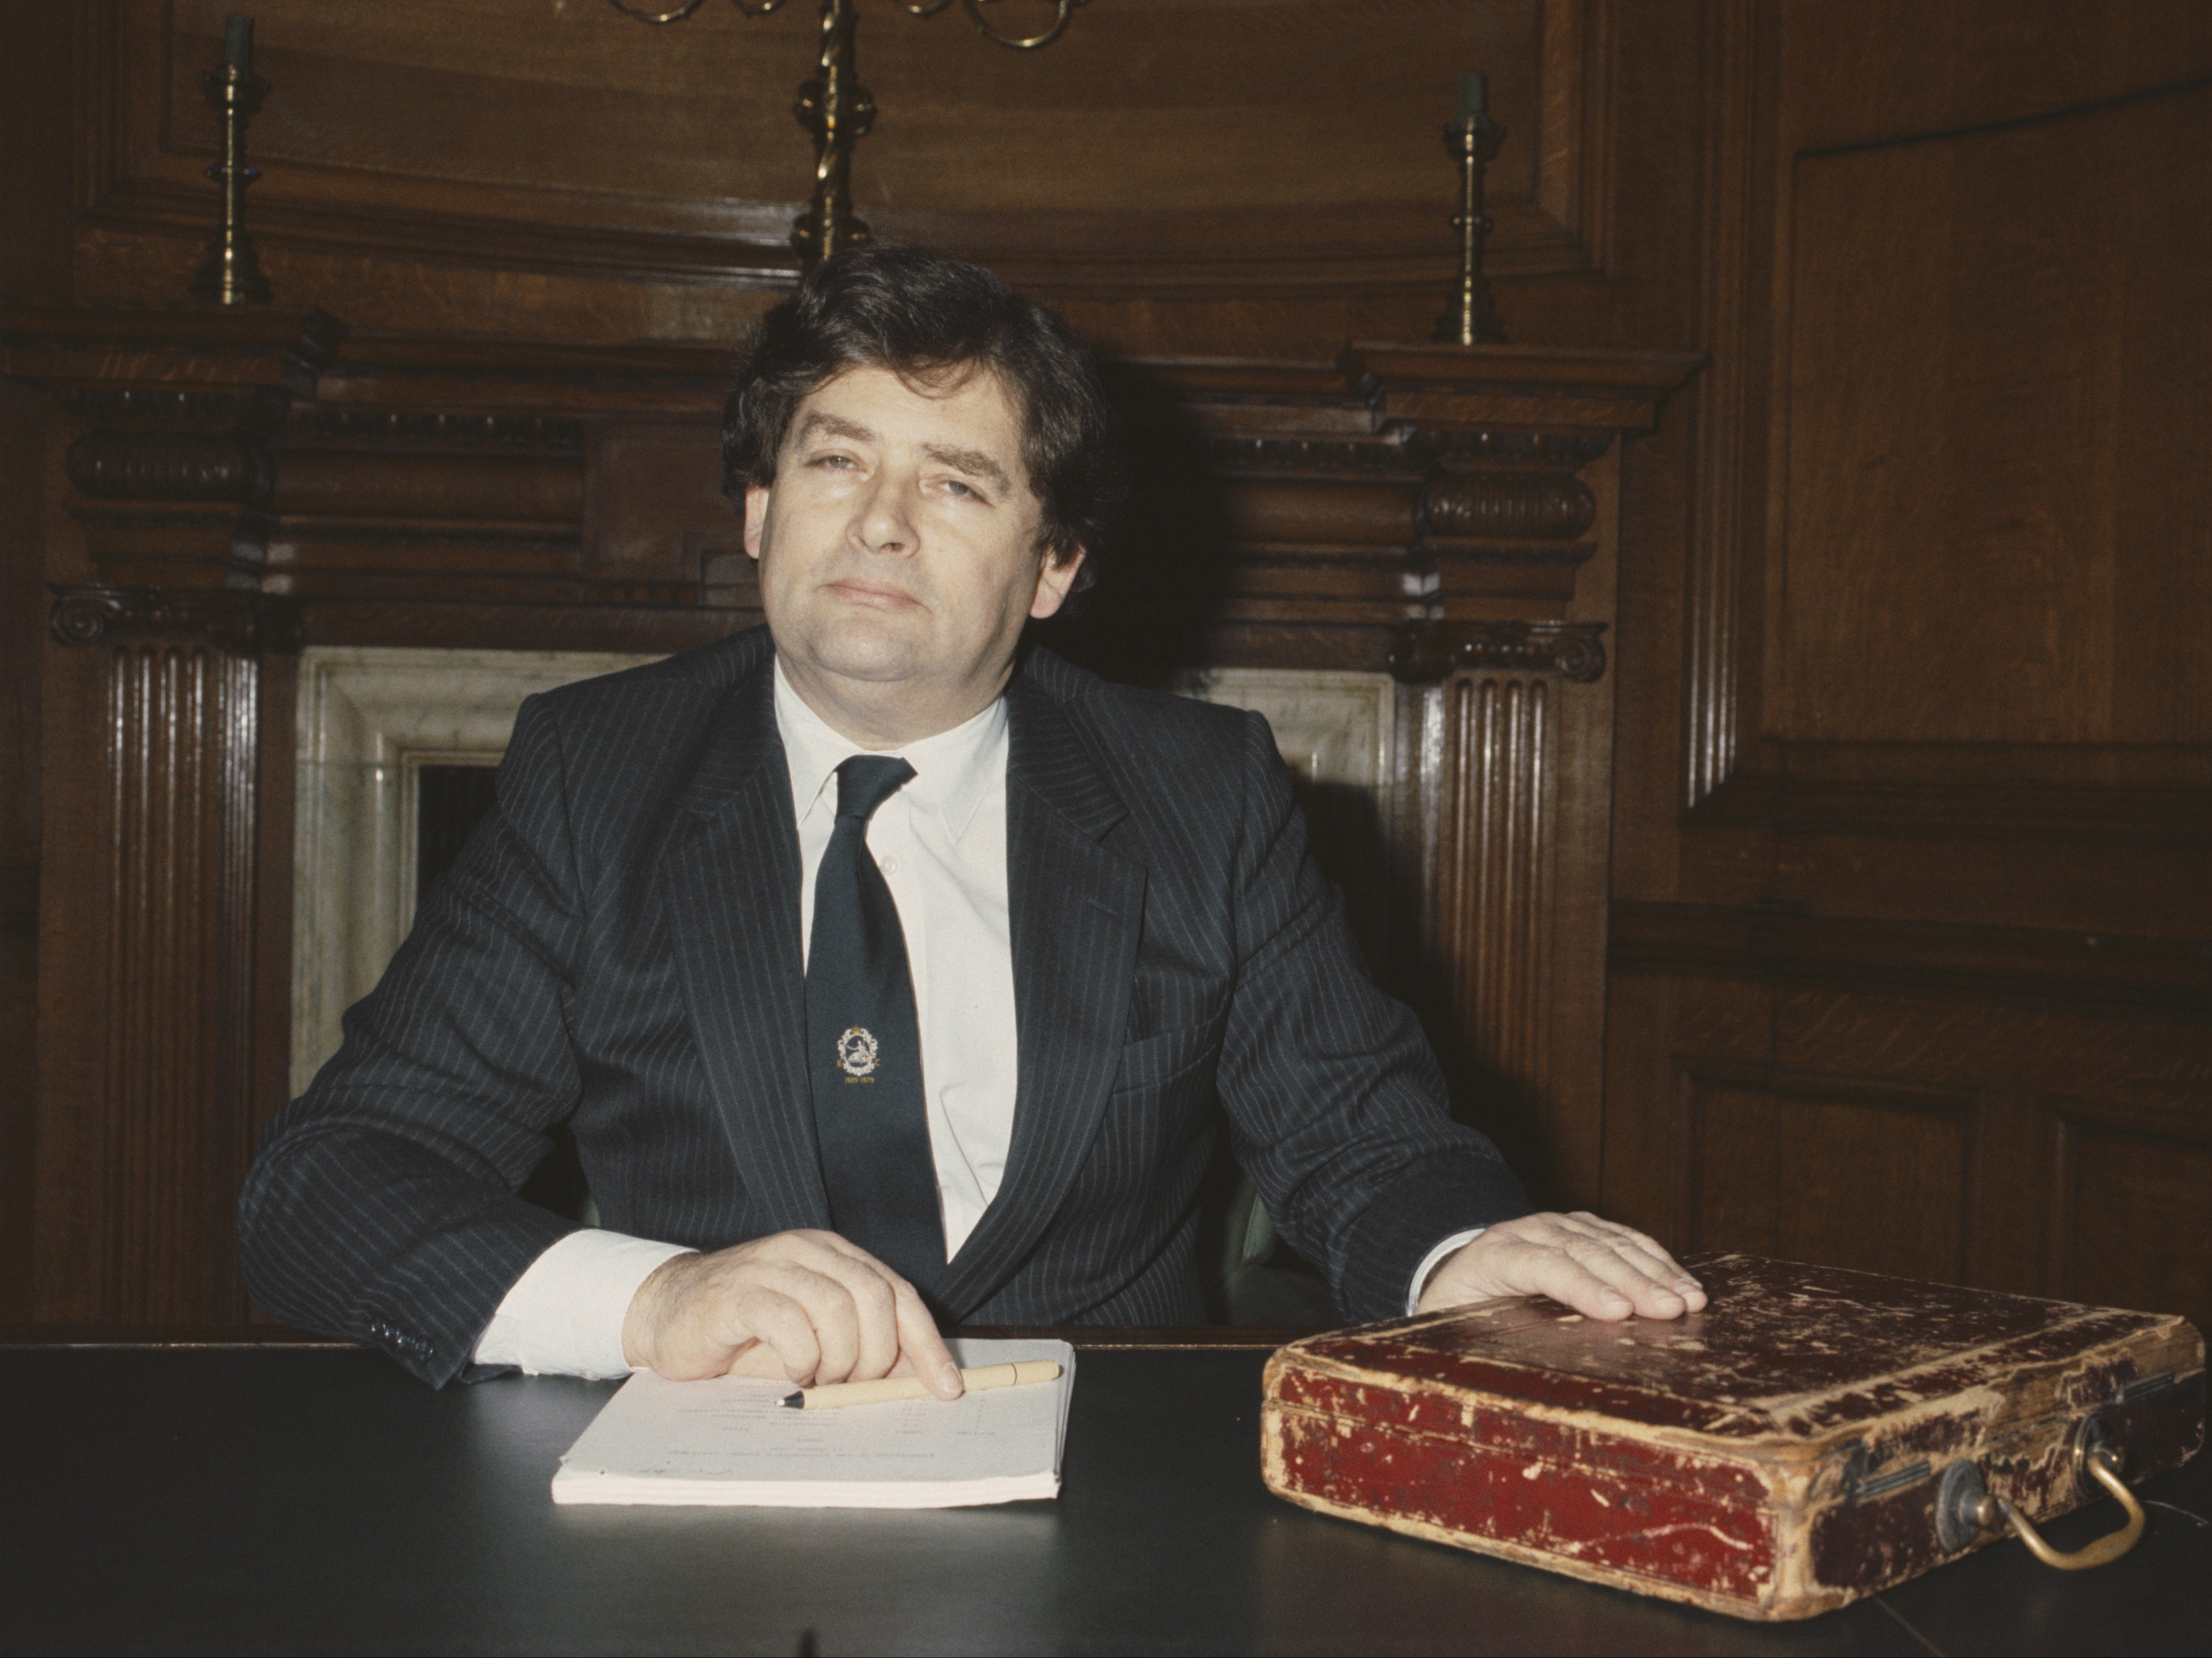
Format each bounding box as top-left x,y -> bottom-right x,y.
4,1 -> 2209,1334
1600,3 -> 2212,1337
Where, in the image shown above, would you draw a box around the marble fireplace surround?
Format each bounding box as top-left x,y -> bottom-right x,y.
291,646 -> 1394,1097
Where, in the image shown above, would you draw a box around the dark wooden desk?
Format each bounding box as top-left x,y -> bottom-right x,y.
1,1339 -> 2204,1656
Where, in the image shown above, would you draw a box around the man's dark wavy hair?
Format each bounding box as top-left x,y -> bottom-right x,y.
722,243 -> 1122,595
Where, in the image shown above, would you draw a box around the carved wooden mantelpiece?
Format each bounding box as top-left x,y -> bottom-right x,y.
5,305 -> 1695,1322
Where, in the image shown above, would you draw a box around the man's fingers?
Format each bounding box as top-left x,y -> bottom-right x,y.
1507,1247 -> 1643,1322
891,1278 -> 962,1399
1558,1236 -> 1689,1320
796,1233 -> 959,1397
730,1263 -> 864,1384
790,1252 -> 904,1383
1561,1235 -> 1697,1316
841,1266 -> 904,1381
1567,1214 -> 1704,1292
802,1280 -> 865,1385
742,1234 -> 917,1384
1562,1216 -> 1707,1312
1494,1213 -> 1703,1316
728,1340 -> 793,1379
624,1231 -> 963,1394
1500,1240 -> 1678,1322
1426,1212 -> 1707,1322
731,1286 -> 825,1383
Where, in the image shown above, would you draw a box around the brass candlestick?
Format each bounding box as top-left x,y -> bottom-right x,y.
788,0 -> 876,268
612,0 -> 1088,271
190,14 -> 273,306
1435,71 -> 1505,346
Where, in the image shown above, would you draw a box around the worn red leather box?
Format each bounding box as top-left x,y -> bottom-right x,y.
1260,1254 -> 2204,1619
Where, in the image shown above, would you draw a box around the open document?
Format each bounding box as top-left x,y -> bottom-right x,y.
551,1337 -> 1077,1508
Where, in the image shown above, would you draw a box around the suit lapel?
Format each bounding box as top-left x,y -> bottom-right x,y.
658,644 -> 833,1233
939,668 -> 1144,1316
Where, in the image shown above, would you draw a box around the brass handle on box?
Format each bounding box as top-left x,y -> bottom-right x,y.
1981,1449 -> 2145,1571
1932,1415 -> 2146,1571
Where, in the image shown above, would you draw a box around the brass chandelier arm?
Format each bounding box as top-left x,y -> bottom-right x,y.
615,0 -> 1073,34
606,0 -> 715,20
958,0 -> 1087,50
610,0 -> 1083,268
896,0 -> 1083,48
609,0 -> 791,18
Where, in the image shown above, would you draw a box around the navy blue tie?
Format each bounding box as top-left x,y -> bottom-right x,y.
805,755 -> 945,1299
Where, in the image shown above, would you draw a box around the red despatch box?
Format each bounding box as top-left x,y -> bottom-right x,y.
1260,1254 -> 2204,1620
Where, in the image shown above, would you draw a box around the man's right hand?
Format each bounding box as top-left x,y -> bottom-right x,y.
620,1229 -> 962,1398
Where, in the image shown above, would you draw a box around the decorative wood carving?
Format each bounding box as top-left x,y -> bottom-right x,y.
285,410 -> 585,451
41,585 -> 277,1319
1420,471 -> 1596,542
11,309 -> 345,597
16,325 -> 1698,667
4,320 -> 339,1327
88,628 -> 260,1320
1391,621 -> 1606,685
1434,673 -> 1556,1098
50,587 -> 290,653
64,427 -> 273,504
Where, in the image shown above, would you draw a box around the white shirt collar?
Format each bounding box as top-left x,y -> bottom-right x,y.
772,658 -> 1007,844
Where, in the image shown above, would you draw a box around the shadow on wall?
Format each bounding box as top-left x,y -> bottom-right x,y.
1028,358 -> 1236,687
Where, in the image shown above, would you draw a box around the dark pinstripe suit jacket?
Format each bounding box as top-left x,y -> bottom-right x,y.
239,627 -> 1527,1384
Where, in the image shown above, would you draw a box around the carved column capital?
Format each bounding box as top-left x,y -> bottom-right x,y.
1391,619 -> 1608,684
49,586 -> 295,653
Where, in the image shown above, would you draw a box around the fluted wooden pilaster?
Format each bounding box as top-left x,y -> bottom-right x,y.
54,592 -> 264,1320
1434,674 -> 1556,1098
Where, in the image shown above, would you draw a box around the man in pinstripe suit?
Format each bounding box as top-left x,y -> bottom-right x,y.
240,247 -> 1704,1393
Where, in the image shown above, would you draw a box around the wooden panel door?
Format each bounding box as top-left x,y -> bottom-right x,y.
1603,4 -> 2212,1336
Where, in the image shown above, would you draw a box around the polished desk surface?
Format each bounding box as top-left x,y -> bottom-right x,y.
1,1336 -> 2206,1657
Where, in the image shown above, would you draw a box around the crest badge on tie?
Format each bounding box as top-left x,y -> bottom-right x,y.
836,1026 -> 880,1081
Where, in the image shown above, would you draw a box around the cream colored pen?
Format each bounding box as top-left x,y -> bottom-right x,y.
779,1359 -> 1062,1409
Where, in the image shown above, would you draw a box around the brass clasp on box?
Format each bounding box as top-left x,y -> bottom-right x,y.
1934,1415 -> 2145,1570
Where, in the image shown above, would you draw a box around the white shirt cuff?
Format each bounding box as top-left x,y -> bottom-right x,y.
471,1230 -> 696,1379
1407,1227 -> 1487,1316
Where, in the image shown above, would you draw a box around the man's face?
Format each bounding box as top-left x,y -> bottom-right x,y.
745,364 -> 1082,727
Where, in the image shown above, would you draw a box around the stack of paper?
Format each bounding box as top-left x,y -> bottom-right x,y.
551,1337 -> 1077,1508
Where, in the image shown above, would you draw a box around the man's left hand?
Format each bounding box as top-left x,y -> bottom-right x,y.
1416,1211 -> 1707,1321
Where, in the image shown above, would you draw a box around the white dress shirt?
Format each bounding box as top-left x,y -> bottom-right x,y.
474,664 -> 1475,1377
